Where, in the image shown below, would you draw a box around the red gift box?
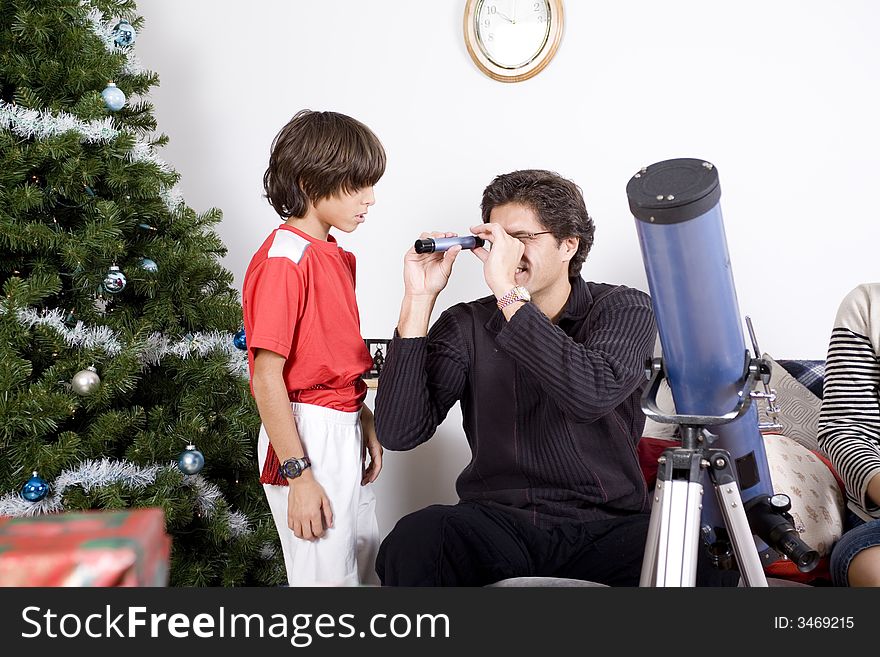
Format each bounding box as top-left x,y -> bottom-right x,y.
0,507 -> 171,586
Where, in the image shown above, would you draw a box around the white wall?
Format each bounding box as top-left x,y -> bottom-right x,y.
135,0 -> 880,537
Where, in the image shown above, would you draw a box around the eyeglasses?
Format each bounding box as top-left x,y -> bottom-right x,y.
509,231 -> 553,243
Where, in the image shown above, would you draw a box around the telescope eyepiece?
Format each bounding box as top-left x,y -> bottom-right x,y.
747,496 -> 820,573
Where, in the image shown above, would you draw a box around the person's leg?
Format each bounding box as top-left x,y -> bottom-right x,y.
257,424 -> 299,585
376,503 -> 534,586
259,404 -> 365,586
289,403 -> 366,586
338,406 -> 380,586
542,514 -> 740,586
541,514 -> 649,586
846,547 -> 880,586
830,517 -> 880,586
355,477 -> 380,585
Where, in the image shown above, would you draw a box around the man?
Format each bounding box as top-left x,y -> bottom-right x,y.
374,169 -> 734,586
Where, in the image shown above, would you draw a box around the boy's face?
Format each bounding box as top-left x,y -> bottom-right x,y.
312,186 -> 375,233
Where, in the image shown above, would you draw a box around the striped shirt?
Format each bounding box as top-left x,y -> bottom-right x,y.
374,277 -> 657,527
818,283 -> 880,521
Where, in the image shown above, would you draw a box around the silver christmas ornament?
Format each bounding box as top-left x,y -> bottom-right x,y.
102,265 -> 127,294
71,366 -> 101,396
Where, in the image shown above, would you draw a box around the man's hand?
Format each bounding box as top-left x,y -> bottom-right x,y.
287,472 -> 333,541
403,231 -> 462,298
469,223 -> 524,298
397,231 -> 463,337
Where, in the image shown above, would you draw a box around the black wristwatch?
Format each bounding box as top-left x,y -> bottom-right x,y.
279,456 -> 311,479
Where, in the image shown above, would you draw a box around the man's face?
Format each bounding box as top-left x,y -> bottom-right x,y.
488,203 -> 573,297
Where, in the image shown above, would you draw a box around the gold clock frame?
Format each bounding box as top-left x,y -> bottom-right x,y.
463,0 -> 565,83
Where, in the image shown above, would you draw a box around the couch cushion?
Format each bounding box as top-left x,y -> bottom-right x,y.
762,433 -> 844,558
758,353 -> 823,452
775,359 -> 825,400
640,379 -> 679,440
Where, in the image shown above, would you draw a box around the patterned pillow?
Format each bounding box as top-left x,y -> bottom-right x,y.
763,433 -> 844,558
637,433 -> 844,584
757,353 -> 822,452
641,379 -> 679,440
775,359 -> 825,400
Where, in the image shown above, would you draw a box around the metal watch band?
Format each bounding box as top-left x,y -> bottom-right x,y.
497,286 -> 528,310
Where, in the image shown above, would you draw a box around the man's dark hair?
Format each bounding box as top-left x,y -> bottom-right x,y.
263,110 -> 386,218
480,169 -> 595,277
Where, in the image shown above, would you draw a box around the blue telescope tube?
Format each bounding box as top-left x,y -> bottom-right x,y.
626,159 -> 778,560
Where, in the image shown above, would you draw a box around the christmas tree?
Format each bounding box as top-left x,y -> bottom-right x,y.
0,0 -> 285,585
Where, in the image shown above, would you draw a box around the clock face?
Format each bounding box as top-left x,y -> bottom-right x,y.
464,0 -> 563,82
475,0 -> 552,69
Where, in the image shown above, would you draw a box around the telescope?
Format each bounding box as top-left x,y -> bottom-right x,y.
626,158 -> 818,586
414,235 -> 485,254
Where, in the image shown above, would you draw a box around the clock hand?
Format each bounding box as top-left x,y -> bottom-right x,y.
495,9 -> 514,23
511,0 -> 517,23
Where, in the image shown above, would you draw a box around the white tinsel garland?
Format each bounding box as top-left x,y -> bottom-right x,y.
9,307 -> 248,377
0,459 -> 252,541
0,100 -> 183,213
0,99 -> 116,143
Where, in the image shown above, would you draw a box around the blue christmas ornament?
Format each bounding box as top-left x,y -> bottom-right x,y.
233,328 -> 247,350
101,82 -> 126,111
112,20 -> 137,47
21,472 -> 49,502
178,445 -> 205,475
139,258 -> 158,273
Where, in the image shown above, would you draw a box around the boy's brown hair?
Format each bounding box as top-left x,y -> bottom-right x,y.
263,110 -> 386,218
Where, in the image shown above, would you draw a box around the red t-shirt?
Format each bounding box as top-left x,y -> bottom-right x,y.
242,224 -> 373,484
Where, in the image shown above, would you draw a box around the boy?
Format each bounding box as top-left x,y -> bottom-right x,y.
242,110 -> 385,586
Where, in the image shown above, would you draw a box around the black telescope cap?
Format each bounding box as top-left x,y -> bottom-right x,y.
626,158 -> 721,224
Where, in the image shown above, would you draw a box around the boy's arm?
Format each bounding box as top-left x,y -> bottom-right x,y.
252,348 -> 333,540
359,404 -> 383,485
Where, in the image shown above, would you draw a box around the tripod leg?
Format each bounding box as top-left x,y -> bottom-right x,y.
639,477 -> 665,586
641,452 -> 704,587
709,452 -> 769,587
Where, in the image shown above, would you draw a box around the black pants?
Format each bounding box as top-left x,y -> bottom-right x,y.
376,502 -> 740,587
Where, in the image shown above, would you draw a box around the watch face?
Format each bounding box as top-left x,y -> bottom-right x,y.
281,458 -> 303,478
475,0 -> 551,69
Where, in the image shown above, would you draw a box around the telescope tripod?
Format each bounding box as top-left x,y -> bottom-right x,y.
639,425 -> 768,587
638,351 -> 777,587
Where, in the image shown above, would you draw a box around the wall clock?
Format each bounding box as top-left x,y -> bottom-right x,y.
464,0 -> 565,83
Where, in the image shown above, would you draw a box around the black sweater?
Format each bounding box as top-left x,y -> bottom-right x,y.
375,277 -> 658,527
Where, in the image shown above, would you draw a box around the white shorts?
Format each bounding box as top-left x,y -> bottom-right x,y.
258,402 -> 379,587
